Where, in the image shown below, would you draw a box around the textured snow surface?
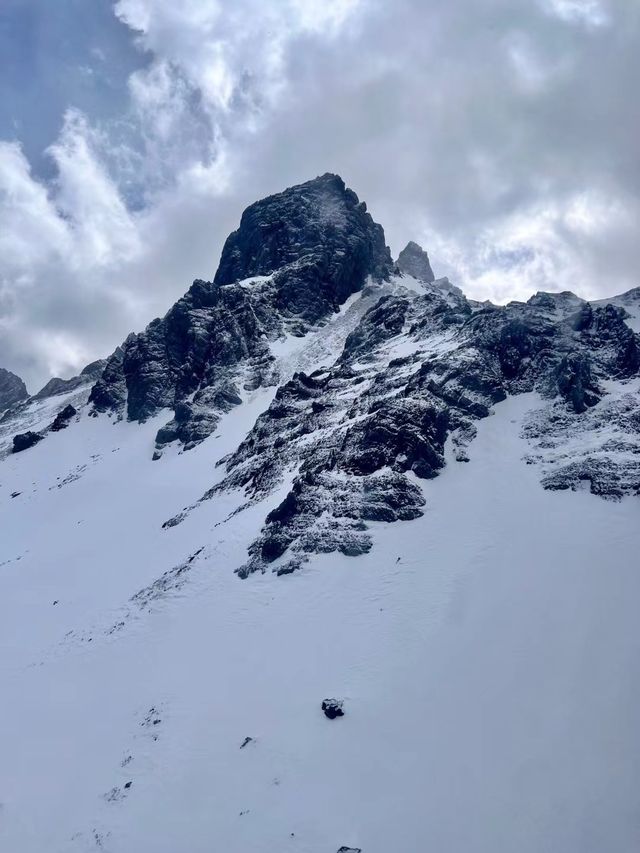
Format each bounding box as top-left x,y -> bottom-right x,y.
1,377 -> 639,851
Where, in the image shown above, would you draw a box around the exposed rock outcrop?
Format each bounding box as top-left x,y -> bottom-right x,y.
12,431 -> 44,453
50,404 -> 77,432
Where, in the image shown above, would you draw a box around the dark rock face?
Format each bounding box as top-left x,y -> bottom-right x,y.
50,404 -> 77,431
33,359 -> 106,401
554,354 -> 600,414
0,368 -> 28,410
396,240 -> 435,282
89,174 -> 392,453
12,431 -> 44,453
215,173 -> 391,297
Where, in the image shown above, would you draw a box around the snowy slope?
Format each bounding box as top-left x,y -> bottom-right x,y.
1,375 -> 639,853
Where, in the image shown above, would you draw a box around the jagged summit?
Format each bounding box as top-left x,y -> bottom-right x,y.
215,172 -> 391,288
88,174 -> 392,450
0,367 -> 28,411
396,240 -> 435,282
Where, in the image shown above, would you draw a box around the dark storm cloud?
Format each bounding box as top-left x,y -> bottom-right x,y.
0,0 -> 638,389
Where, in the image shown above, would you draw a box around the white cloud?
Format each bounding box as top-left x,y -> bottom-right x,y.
0,142 -> 70,276
541,0 -> 611,28
48,110 -> 140,268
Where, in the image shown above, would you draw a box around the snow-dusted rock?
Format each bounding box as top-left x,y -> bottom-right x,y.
50,404 -> 77,432
12,430 -> 44,452
0,367 -> 28,411
396,240 -> 435,282
322,698 -> 345,719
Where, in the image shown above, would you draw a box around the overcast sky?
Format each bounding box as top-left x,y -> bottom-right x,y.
1,0 -> 638,390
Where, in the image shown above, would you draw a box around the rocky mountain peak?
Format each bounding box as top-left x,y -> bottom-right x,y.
396,240 -> 435,283
214,172 -> 391,290
88,174 -> 393,450
0,367 -> 28,411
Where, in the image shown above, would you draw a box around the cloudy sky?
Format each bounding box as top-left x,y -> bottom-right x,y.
1,0 -> 638,390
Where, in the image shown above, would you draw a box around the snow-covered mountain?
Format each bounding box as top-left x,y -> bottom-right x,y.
1,174 -> 639,853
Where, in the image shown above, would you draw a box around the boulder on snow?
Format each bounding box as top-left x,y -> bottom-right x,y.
337,847 -> 362,852
12,431 -> 44,453
50,404 -> 77,431
322,698 -> 344,719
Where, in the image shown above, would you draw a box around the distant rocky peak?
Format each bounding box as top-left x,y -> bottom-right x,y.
0,367 -> 28,411
33,358 -> 107,401
396,241 -> 435,283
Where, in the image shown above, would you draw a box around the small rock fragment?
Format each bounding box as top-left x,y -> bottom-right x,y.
322,698 -> 344,719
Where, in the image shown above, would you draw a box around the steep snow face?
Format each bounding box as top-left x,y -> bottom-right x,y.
1,380 -> 639,853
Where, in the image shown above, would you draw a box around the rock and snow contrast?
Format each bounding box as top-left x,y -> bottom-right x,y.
1,174 -> 639,853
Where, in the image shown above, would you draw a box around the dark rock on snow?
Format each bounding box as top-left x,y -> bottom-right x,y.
12,431 -> 44,453
50,404 -> 77,431
322,698 -> 345,719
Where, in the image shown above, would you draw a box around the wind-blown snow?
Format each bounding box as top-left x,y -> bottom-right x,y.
1,367 -> 639,851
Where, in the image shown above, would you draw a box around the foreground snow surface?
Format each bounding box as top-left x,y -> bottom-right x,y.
1,392 -> 639,853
